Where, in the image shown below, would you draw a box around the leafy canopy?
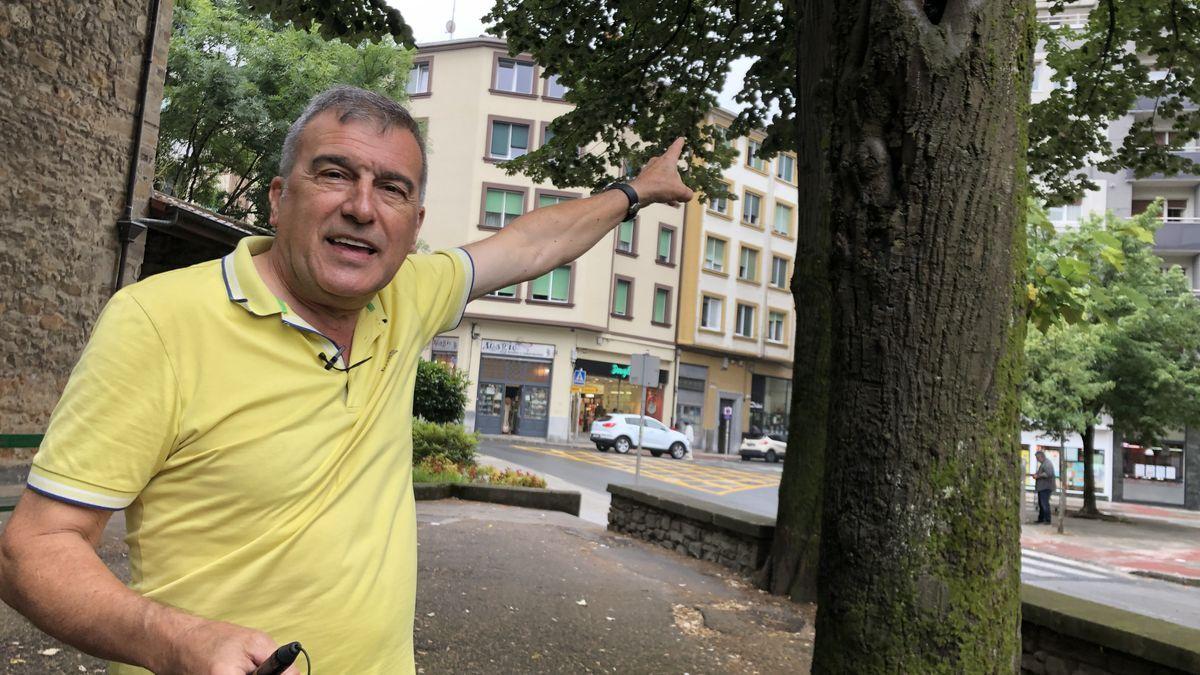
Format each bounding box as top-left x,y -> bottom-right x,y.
156,0 -> 411,222
246,0 -> 414,46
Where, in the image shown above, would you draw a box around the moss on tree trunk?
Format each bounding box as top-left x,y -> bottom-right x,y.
806,1 -> 1034,671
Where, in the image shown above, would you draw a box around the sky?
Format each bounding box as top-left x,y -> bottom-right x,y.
385,0 -> 749,112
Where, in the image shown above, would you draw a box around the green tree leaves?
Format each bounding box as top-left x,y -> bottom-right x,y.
155,0 -> 412,223
246,0 -> 413,46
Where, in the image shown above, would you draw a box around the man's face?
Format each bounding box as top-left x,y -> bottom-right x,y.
267,110 -> 425,309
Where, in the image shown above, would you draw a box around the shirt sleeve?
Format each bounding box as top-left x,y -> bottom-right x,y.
27,291 -> 180,510
403,248 -> 474,342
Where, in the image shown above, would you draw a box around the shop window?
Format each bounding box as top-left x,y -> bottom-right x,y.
738,247 -> 759,282
489,120 -> 530,160
776,154 -> 795,182
703,236 -> 726,273
494,57 -> 535,94
653,287 -> 671,325
615,219 -> 636,254
612,277 -> 632,317
531,266 -> 571,303
767,311 -> 786,343
773,202 -> 793,237
770,256 -> 789,288
656,226 -> 674,264
406,60 -> 431,95
701,296 -> 723,330
742,192 -> 762,226
735,304 -> 755,337
483,187 -> 523,228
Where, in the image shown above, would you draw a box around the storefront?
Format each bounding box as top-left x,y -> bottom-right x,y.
1020,443 -> 1108,497
430,336 -> 458,368
574,358 -> 668,433
749,375 -> 791,440
675,364 -> 707,448
474,339 -> 554,438
1121,441 -> 1185,505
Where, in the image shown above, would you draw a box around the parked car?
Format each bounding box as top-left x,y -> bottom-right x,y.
590,414 -> 690,459
739,433 -> 787,463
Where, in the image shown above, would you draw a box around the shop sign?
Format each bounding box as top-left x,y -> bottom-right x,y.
481,339 -> 555,360
431,336 -> 458,352
571,384 -> 602,394
610,364 -> 631,378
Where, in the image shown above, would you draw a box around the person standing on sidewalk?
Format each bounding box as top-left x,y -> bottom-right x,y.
1033,450 -> 1057,524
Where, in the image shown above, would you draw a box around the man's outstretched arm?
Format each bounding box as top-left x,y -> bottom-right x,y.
0,491 -> 292,674
463,138 -> 694,299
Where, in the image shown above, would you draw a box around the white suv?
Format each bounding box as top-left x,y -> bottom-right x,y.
590,414 -> 691,460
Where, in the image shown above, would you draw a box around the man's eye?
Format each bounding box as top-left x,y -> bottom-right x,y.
382,184 -> 407,197
322,170 -> 346,180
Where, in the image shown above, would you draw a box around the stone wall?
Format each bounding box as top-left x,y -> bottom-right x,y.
0,0 -> 174,435
606,484 -> 773,576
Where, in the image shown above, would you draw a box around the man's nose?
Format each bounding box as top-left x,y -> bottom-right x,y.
341,178 -> 376,224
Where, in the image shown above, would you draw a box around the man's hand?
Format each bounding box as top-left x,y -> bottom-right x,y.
628,137 -> 695,207
163,617 -> 298,675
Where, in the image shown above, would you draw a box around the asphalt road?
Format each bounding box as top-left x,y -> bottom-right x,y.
479,437 -> 1200,631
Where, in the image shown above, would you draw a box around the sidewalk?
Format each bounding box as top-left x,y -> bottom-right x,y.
1021,494 -> 1200,586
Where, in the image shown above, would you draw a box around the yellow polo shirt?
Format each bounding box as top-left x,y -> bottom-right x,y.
29,236 -> 473,674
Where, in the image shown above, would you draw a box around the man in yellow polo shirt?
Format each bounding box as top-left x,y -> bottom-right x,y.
0,86 -> 693,674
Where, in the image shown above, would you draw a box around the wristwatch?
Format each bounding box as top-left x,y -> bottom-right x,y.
603,182 -> 641,222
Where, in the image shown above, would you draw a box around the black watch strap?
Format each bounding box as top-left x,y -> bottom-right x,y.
604,182 -> 640,221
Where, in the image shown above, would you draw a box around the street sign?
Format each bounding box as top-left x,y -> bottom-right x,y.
722,406 -> 733,420
573,369 -> 587,386
628,353 -> 661,387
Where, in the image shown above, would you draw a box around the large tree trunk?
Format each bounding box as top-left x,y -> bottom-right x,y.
1081,423 -> 1099,515
810,1 -> 1033,671
765,0 -> 833,603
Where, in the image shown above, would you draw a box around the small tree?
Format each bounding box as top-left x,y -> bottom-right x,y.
413,360 -> 470,424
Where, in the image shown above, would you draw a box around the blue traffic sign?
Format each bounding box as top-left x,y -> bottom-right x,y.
573,369 -> 587,386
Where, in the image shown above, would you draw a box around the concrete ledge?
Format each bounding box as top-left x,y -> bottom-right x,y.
1021,586 -> 1200,674
606,483 -> 776,539
414,483 -> 581,517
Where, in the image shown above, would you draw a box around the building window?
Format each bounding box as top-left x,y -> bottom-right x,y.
653,286 -> 671,325
612,277 -> 632,318
703,236 -> 726,273
1046,201 -> 1082,225
494,57 -> 535,94
776,154 -> 795,182
483,187 -> 523,228
530,266 -> 571,303
544,73 -> 567,99
488,284 -> 519,299
537,192 -> 576,208
1153,130 -> 1200,151
489,120 -> 530,160
1132,198 -> 1188,222
710,191 -> 729,216
746,139 -> 767,172
767,311 -> 786,344
407,61 -> 431,95
773,202 -> 793,237
738,247 -> 759,282
701,296 -> 723,330
742,192 -> 762,226
615,219 -> 636,254
656,226 -> 675,264
735,304 -> 755,338
771,256 -> 789,289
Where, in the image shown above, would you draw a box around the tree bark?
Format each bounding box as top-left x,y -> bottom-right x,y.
1081,423 -> 1099,515
765,0 -> 832,604
810,1 -> 1033,671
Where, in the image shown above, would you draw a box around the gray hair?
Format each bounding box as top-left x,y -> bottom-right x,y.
279,85 -> 428,201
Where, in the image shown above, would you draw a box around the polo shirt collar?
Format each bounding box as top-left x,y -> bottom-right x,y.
220,236 -> 389,365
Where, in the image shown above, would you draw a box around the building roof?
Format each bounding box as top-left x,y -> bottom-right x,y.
149,191 -> 272,246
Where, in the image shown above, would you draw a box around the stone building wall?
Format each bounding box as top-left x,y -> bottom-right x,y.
0,0 -> 174,435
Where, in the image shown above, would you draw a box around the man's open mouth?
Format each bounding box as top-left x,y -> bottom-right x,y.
326,236 -> 378,255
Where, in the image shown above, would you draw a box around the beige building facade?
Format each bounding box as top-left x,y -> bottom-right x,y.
407,38 -> 684,442
675,110 -> 798,452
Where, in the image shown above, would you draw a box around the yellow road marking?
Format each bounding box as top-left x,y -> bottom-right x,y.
509,445 -> 779,496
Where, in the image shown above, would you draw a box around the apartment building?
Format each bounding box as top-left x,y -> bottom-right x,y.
406,37 -> 683,443
675,109 -> 798,452
1027,1 -> 1200,510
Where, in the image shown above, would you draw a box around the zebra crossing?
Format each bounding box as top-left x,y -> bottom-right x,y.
1021,549 -> 1124,581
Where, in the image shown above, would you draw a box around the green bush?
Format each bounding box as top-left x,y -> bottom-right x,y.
413,359 -> 470,423
487,468 -> 547,489
413,455 -> 468,484
412,418 -> 478,466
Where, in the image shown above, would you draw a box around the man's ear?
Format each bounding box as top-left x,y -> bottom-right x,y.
268,176 -> 285,229
409,205 -> 426,253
